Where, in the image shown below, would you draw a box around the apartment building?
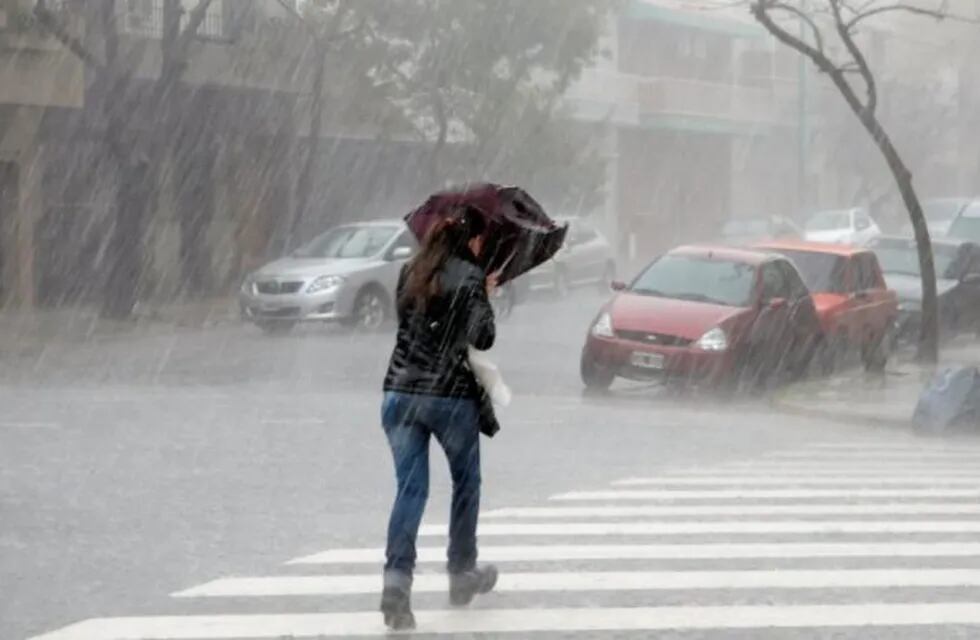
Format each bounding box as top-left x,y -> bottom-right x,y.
567,0 -> 979,262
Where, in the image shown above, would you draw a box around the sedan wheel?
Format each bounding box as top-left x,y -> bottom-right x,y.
351,289 -> 389,331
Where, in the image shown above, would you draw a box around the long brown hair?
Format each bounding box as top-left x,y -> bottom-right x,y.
402,206 -> 486,312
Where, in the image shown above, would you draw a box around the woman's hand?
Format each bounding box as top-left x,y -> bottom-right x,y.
485,272 -> 500,296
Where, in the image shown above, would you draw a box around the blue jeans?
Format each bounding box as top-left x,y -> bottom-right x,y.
382,391 -> 481,584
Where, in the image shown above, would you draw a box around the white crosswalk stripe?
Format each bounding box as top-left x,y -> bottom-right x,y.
29,439 -> 980,639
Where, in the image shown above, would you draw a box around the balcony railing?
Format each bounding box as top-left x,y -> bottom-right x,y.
566,70 -> 798,127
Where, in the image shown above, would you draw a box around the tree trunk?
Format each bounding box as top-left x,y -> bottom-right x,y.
291,39 -> 327,250
102,159 -> 151,319
862,116 -> 939,362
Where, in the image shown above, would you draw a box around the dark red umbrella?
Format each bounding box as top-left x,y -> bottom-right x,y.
404,183 -> 568,285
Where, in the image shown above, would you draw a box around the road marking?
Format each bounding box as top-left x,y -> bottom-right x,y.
485,503 -> 980,519
551,488 -> 980,501
613,476 -> 980,486
418,520 -> 980,536
286,541 -> 980,565
808,443 -> 980,452
259,418 -> 326,426
28,603 -> 980,639
663,467 -> 980,476
174,568 -> 980,598
767,451 -> 980,460
0,421 -> 61,430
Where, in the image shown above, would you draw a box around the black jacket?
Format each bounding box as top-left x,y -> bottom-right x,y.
383,251 -> 496,400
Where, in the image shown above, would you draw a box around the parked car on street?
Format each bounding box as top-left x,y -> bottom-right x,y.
945,200 -> 980,243
524,216 -> 615,296
239,220 -> 417,333
757,240 -> 897,370
580,245 -> 822,391
900,197 -> 976,238
803,207 -> 881,245
868,235 -> 980,343
720,215 -> 802,244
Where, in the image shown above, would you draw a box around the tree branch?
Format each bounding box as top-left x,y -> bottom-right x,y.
33,0 -> 103,69
847,2 -> 973,29
830,0 -> 876,113
764,0 -> 826,55
176,0 -> 216,50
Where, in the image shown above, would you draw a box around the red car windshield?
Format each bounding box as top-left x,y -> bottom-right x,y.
775,249 -> 847,294
630,254 -> 756,307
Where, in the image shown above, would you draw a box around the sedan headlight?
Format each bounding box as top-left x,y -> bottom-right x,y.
240,276 -> 255,294
695,327 -> 728,352
306,275 -> 345,294
591,312 -> 615,338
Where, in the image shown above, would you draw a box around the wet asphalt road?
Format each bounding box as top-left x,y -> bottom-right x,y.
3,289 -> 973,639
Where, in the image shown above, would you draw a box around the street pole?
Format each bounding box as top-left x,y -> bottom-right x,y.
797,0 -> 808,214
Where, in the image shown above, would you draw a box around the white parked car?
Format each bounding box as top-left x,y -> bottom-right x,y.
804,207 -> 881,245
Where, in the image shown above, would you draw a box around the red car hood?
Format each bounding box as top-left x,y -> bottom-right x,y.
610,293 -> 746,340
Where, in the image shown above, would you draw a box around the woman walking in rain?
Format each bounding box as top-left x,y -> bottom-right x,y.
380,205 -> 499,630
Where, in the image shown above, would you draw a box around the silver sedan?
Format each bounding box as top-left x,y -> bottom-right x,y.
239,220 -> 416,333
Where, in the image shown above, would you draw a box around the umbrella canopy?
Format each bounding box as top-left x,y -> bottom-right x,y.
404,183 -> 568,284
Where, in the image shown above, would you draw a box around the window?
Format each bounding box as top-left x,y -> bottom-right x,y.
126,0 -> 158,36
293,225 -> 399,259
123,0 -> 223,39
805,210 -> 850,232
776,250 -> 848,294
777,261 -> 809,300
760,263 -> 790,302
851,254 -> 880,292
630,255 -> 757,308
386,231 -> 417,258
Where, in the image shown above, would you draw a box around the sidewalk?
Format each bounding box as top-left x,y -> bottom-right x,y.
0,298 -> 238,356
772,338 -> 980,429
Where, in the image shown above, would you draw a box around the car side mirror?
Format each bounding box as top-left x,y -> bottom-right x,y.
390,246 -> 413,261
610,280 -> 626,292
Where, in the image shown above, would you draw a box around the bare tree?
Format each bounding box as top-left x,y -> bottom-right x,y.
749,0 -> 970,362
34,0 -> 215,318
273,0 -> 364,250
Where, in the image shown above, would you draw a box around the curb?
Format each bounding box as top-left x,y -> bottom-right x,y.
769,390 -> 911,430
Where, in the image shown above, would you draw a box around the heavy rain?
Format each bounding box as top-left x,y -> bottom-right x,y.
4,0 -> 980,638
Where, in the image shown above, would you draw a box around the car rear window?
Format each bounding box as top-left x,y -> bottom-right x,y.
630,254 -> 757,307
773,249 -> 847,294
805,210 -> 850,232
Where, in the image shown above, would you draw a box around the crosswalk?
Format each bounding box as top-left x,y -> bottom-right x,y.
30,438 -> 980,639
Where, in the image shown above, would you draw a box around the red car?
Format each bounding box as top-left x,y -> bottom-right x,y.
581,245 -> 823,391
756,240 -> 898,370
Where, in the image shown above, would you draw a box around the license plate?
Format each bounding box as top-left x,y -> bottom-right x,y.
631,351 -> 665,370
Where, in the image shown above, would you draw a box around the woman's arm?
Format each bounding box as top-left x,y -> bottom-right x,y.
464,272 -> 496,351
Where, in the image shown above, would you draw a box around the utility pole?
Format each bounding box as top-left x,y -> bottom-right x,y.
797,0 -> 808,214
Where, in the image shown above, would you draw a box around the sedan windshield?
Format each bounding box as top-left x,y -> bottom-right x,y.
871,239 -> 959,279
948,205 -> 980,242
924,199 -> 970,223
805,210 -> 850,232
630,254 -> 756,307
774,249 -> 847,293
294,225 -> 398,259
